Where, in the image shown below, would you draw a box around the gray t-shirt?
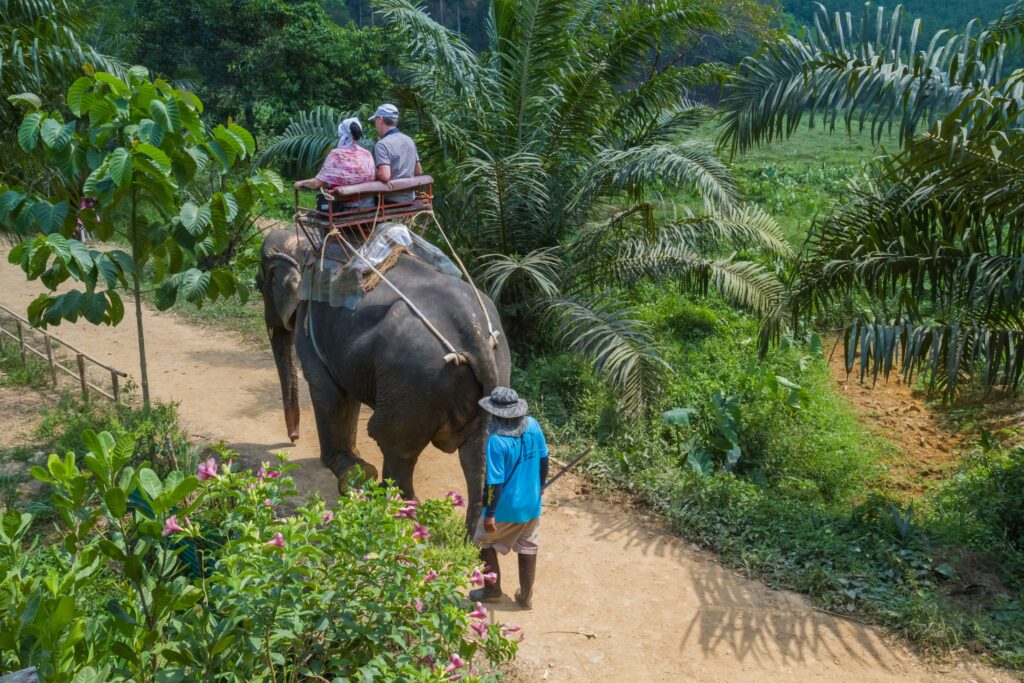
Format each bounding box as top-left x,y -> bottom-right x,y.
373,130 -> 420,203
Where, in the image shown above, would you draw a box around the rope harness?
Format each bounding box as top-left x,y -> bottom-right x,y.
298,200 -> 498,378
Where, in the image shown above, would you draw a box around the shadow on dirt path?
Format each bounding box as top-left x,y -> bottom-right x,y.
0,254 -> 1006,682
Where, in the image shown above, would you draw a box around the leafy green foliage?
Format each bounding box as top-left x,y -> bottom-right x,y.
722,2 -> 1024,398
123,0 -> 390,135
3,68 -> 283,405
0,432 -> 519,680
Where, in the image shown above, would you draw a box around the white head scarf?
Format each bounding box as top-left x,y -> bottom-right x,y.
337,117 -> 361,148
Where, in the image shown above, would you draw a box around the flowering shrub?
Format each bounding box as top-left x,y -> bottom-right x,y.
0,431 -> 519,681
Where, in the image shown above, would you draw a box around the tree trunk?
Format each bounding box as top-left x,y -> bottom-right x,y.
130,188 -> 151,409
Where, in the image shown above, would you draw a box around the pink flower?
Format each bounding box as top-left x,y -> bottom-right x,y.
393,505 -> 418,520
444,654 -> 465,673
183,516 -> 191,526
446,491 -> 466,507
423,569 -> 438,584
468,602 -> 488,620
197,457 -> 218,481
405,499 -> 420,507
162,515 -> 184,537
501,625 -> 521,636
413,597 -> 424,613
265,532 -> 285,549
256,466 -> 265,482
225,460 -> 234,472
483,571 -> 498,585
266,469 -> 281,479
412,524 -> 430,540
420,655 -> 435,670
470,621 -> 488,637
322,511 -> 334,524
263,498 -> 273,507
470,569 -> 484,587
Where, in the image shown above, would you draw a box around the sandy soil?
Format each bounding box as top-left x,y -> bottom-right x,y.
1,255 -> 1011,682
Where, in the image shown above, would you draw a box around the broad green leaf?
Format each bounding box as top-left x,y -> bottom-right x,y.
18,112 -> 43,151
222,192 -> 238,222
81,293 -> 107,324
88,96 -> 115,126
7,92 -> 41,109
94,72 -> 129,97
136,143 -> 171,172
179,202 -> 211,235
139,119 -> 165,146
107,148 -> 133,187
138,468 -> 162,502
66,77 -> 93,115
127,65 -> 150,85
228,122 -> 256,155
106,291 -> 125,324
104,488 -> 127,518
40,118 -> 73,151
149,99 -> 174,132
205,139 -> 233,171
31,200 -> 68,234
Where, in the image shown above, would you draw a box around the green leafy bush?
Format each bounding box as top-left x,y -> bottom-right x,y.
0,431 -> 518,681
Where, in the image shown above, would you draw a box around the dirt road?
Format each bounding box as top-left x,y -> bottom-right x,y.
0,256 -> 1006,682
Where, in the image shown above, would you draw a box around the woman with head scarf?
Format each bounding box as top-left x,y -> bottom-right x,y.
293,116 -> 376,211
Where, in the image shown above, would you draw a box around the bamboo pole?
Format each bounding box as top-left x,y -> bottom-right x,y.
44,335 -> 57,385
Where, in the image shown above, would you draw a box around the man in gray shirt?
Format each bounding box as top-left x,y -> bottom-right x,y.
369,103 -> 422,204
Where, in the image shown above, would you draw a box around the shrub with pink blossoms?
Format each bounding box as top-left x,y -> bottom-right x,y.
1,429 -> 518,682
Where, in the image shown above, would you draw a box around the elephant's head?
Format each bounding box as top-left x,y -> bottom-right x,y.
258,230 -> 311,442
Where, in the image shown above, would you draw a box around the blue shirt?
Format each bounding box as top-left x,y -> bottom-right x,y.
486,417 -> 548,524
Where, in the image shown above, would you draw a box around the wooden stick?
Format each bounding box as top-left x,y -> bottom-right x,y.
16,320 -> 26,364
44,335 -> 57,385
111,370 -> 120,402
77,353 -> 89,401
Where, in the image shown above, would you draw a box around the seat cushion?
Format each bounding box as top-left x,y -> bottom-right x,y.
331,175 -> 433,198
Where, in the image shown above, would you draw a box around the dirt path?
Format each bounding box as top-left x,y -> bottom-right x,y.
0,258 -> 1007,682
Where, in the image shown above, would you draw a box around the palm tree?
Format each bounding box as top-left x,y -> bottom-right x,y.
263,0 -> 790,413
720,2 -> 1024,397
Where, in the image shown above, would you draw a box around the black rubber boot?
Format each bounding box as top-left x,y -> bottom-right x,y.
469,546 -> 503,602
515,553 -> 537,610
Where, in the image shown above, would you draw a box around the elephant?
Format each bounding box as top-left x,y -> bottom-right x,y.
256,228 -> 511,529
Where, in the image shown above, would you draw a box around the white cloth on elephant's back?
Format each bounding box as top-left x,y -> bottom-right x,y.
299,222 -> 463,309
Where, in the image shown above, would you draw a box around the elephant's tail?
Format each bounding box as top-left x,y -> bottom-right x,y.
463,349 -> 502,401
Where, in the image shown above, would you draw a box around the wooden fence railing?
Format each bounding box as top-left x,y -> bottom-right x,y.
0,304 -> 128,402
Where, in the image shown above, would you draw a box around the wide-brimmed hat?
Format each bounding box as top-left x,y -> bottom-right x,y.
479,386 -> 528,418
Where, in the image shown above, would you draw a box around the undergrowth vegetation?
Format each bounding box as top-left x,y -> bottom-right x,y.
517,287 -> 1024,667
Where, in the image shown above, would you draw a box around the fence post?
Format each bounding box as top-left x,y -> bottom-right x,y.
43,335 -> 57,385
16,321 -> 26,364
111,371 -> 120,402
77,353 -> 89,401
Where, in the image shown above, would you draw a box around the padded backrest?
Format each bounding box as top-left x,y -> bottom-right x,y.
332,175 -> 434,198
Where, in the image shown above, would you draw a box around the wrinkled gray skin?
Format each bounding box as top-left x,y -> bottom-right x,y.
257,229 -> 511,531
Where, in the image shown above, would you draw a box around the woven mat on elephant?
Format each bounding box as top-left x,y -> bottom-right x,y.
299,222 -> 462,309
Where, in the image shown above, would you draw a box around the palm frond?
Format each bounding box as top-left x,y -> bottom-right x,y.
575,142 -> 737,212
719,3 -> 1013,155
987,0 -> 1024,49
257,106 -> 346,177
477,248 -> 563,302
544,295 -> 669,415
668,205 -> 794,259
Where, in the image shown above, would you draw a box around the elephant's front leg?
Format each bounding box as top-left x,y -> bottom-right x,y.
306,371 -> 377,488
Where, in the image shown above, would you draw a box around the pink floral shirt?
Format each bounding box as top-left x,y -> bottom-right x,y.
315,144 -> 375,189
